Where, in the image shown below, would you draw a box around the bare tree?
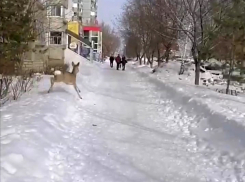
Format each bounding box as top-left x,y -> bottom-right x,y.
124,32 -> 142,59
121,0 -> 245,88
120,0 -> 154,65
101,22 -> 120,58
144,0 -> 179,63
162,0 -> 232,85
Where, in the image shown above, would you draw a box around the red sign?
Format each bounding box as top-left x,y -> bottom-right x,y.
83,26 -> 101,31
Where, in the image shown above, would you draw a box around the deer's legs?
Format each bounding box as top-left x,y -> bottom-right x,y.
48,77 -> 54,93
75,84 -> 81,92
74,85 -> 82,99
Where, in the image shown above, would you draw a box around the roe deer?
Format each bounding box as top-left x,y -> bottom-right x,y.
47,62 -> 82,99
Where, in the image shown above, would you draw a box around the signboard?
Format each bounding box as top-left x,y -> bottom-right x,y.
68,21 -> 79,35
69,42 -> 77,49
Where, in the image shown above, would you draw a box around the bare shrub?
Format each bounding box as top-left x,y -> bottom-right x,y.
0,75 -> 13,104
11,76 -> 24,100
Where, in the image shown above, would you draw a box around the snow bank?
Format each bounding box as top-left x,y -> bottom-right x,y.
130,61 -> 245,127
0,77 -> 86,182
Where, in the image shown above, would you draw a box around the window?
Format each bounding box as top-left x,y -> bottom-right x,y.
91,37 -> 98,43
50,6 -> 62,16
84,31 -> 89,37
50,32 -> 62,44
92,31 -> 98,36
93,43 -> 98,49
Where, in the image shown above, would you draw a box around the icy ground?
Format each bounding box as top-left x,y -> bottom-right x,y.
1,54 -> 245,182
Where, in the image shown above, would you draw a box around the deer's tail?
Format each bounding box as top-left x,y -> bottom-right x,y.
53,63 -> 69,76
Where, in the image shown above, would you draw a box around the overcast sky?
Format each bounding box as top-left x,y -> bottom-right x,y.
98,0 -> 126,26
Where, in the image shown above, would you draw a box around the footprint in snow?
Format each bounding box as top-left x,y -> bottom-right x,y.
2,114 -> 13,121
1,153 -> 24,174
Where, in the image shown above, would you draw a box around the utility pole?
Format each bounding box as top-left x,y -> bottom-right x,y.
76,0 -> 82,55
90,41 -> 94,63
77,0 -> 80,21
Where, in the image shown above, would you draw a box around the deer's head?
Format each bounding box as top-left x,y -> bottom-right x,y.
72,62 -> 80,74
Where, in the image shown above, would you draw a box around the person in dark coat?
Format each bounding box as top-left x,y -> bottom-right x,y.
115,54 -> 121,70
121,55 -> 127,71
109,55 -> 114,68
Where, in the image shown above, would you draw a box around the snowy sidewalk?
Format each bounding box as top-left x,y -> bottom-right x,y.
1,58 -> 245,182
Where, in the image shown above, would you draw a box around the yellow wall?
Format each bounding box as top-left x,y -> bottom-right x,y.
68,21 -> 79,35
68,21 -> 81,45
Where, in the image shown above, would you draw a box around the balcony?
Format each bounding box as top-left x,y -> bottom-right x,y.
83,18 -> 99,27
47,0 -> 68,8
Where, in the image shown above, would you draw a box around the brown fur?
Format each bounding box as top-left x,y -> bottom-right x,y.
48,62 -> 82,99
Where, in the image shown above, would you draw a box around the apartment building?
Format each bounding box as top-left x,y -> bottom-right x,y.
46,0 -> 68,66
68,0 -> 102,54
68,0 -> 98,24
82,0 -> 102,54
82,0 -> 98,26
23,0 -> 69,72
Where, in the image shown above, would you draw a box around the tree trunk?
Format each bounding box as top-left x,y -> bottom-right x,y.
226,60 -> 233,94
192,45 -> 200,85
194,59 -> 200,85
147,55 -> 150,65
136,54 -> 139,61
165,46 -> 171,63
139,53 -> 145,65
226,34 -> 235,94
147,54 -> 151,65
150,61 -> 153,68
151,50 -> 155,68
157,48 -> 161,67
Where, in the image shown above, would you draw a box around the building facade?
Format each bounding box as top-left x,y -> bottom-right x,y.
82,0 -> 102,54
45,0 -> 68,66
82,0 -> 98,26
23,0 -> 69,72
69,0 -> 102,54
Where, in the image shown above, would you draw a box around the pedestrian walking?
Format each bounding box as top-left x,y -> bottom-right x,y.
121,55 -> 127,71
109,55 -> 114,68
115,54 -> 121,70
119,61 -> 122,69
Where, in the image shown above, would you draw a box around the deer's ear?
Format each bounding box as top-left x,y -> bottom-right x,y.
72,62 -> 75,66
77,62 -> 80,66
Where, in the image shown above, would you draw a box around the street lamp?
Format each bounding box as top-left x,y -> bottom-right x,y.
124,44 -> 126,56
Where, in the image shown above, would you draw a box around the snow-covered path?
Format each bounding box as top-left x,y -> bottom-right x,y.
1,59 -> 245,182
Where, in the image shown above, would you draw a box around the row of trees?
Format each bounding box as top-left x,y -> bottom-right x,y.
0,0 -> 37,73
101,22 -> 121,58
120,0 -> 245,87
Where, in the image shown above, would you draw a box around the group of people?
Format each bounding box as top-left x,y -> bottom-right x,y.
109,54 -> 127,71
